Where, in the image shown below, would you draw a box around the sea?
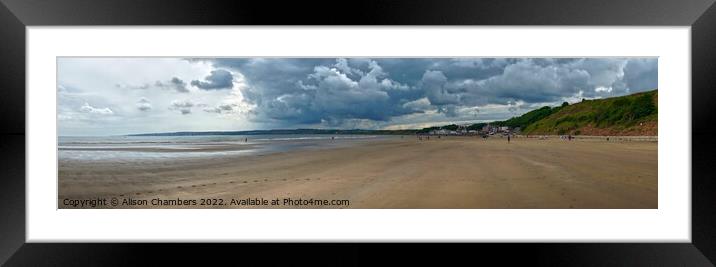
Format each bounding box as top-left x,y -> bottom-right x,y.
58,134 -> 399,162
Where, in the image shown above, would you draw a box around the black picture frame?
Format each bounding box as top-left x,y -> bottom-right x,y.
1,0 -> 715,265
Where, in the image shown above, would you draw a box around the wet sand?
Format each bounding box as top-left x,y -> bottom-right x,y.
58,137 -> 657,209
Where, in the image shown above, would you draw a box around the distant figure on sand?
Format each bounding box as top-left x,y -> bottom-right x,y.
245,138 -> 248,142
507,135 -> 511,143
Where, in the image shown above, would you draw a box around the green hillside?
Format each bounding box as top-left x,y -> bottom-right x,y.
418,89 -> 658,136
522,89 -> 657,136
497,105 -> 565,129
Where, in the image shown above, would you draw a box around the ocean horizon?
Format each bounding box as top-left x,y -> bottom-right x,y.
58,134 -> 398,162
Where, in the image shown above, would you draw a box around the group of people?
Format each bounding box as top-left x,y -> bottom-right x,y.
416,135 -> 444,141
416,134 -> 514,143
558,135 -> 574,141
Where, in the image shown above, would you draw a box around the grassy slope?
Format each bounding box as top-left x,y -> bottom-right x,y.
522,90 -> 658,136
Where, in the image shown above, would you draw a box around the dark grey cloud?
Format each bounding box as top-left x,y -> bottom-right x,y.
169,100 -> 194,115
623,58 -> 658,93
203,103 -> 236,114
155,77 -> 190,93
454,59 -> 592,105
195,58 -> 417,125
136,97 -> 152,112
195,58 -> 657,127
422,70 -> 459,106
191,69 -> 234,90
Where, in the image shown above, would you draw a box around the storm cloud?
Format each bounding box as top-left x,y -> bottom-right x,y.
57,57 -> 658,135
155,77 -> 190,93
198,58 -> 657,127
191,69 -> 234,90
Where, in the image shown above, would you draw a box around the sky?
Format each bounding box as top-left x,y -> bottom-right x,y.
57,58 -> 657,136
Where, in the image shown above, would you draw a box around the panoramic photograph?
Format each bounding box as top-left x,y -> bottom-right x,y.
57,57 -> 658,209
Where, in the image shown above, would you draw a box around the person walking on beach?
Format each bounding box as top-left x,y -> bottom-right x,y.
507,134 -> 511,143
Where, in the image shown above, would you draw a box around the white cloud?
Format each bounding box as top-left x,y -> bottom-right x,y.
136,97 -> 152,111
595,86 -> 613,93
80,102 -> 113,115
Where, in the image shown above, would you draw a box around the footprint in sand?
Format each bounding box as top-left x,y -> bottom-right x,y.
243,181 -> 248,183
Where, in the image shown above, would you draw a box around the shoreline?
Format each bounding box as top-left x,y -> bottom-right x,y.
58,137 -> 658,209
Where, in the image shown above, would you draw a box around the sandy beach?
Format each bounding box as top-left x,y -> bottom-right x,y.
58,136 -> 657,209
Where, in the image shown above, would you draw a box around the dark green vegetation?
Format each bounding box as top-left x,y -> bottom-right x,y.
522,90 -> 657,135
416,89 -> 657,136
